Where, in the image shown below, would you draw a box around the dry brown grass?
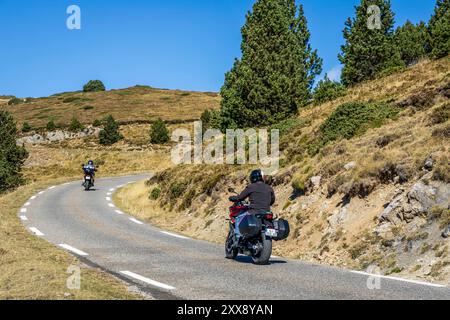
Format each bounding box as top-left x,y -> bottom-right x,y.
0,180 -> 141,299
2,86 -> 220,129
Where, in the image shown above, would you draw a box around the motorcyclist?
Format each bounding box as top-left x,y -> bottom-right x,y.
231,169 -> 275,241
82,160 -> 97,186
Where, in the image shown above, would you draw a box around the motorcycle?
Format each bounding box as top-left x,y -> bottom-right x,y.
82,166 -> 95,191
225,188 -> 290,265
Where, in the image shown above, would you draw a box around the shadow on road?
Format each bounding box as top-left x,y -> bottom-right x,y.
234,255 -> 287,265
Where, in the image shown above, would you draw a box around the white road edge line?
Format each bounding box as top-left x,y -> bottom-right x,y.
107,192 -> 112,196
48,186 -> 56,190
30,196 -> 37,200
120,271 -> 175,290
29,227 -> 44,236
108,203 -> 115,208
20,216 -> 28,221
24,202 -> 31,206
20,208 -> 27,213
109,188 -> 115,192
115,210 -> 124,215
38,191 -> 45,195
351,270 -> 446,288
160,231 -> 189,240
106,197 -> 111,201
129,218 -> 143,225
59,244 -> 89,256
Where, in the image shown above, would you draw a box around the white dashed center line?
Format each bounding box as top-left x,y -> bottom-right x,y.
29,227 -> 44,236
120,271 -> 175,290
160,231 -> 189,240
351,271 -> 446,288
59,244 -> 89,256
129,218 -> 143,225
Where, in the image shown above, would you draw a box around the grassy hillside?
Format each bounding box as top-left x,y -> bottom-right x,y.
1,86 -> 220,129
116,56 -> 450,283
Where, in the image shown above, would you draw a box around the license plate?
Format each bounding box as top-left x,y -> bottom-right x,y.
85,176 -> 91,180
265,229 -> 278,237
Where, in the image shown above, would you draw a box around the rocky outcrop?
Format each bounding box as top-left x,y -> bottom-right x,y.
17,126 -> 100,145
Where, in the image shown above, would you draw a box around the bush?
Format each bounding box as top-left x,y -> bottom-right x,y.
92,119 -> 102,127
21,122 -> 32,133
0,111 -> 29,192
309,102 -> 399,155
150,118 -> 169,144
99,115 -> 123,145
82,105 -> 94,111
200,109 -> 212,132
150,187 -> 161,200
429,103 -> 450,125
270,118 -> 308,137
69,117 -> 84,132
313,77 -> 346,105
46,120 -> 57,131
8,97 -> 23,105
83,80 -> 106,93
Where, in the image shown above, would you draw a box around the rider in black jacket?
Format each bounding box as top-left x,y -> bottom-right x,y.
233,169 -> 275,239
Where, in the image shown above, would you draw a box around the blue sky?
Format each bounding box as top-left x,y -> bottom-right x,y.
0,0 -> 437,97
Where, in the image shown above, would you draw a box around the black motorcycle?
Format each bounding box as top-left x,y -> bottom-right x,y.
82,166 -> 95,191
225,188 -> 290,265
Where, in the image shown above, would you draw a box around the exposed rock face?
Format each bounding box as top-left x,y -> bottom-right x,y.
310,176 -> 322,190
379,180 -> 447,225
17,126 -> 100,145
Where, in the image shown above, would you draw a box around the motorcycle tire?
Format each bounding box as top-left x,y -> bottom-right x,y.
225,229 -> 238,259
252,234 -> 272,265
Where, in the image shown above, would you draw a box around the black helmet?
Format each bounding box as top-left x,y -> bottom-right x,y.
88,160 -> 94,166
250,169 -> 264,183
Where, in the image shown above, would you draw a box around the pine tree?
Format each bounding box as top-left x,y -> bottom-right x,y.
99,115 -> 123,145
150,118 -> 169,144
395,21 -> 428,66
339,0 -> 404,86
219,0 -> 322,129
0,111 -> 28,192
428,0 -> 450,59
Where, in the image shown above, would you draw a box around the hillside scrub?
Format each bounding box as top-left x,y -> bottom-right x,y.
99,115 -> 123,146
83,80 -> 106,92
308,102 -> 399,155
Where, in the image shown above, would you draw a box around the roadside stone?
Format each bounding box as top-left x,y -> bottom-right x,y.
344,161 -> 356,171
310,176 -> 322,190
424,155 -> 434,171
442,226 -> 450,239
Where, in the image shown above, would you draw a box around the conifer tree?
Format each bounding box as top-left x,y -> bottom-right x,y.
219,0 -> 322,129
428,0 -> 450,59
339,0 -> 403,86
394,21 -> 428,66
0,111 -> 28,192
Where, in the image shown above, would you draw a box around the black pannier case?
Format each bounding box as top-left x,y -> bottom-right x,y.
238,214 -> 262,238
273,219 -> 290,240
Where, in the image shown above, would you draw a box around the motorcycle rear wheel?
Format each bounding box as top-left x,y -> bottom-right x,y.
252,234 -> 272,265
225,229 -> 238,259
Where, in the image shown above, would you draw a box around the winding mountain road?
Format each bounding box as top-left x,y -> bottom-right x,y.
19,175 -> 450,300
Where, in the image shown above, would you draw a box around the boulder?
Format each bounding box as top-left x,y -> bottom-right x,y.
310,176 -> 322,189
344,161 -> 356,171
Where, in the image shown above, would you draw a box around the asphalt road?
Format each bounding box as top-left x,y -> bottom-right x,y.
19,175 -> 450,300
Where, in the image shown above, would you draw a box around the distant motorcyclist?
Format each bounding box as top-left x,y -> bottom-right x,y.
231,169 -> 275,240
82,160 -> 97,186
